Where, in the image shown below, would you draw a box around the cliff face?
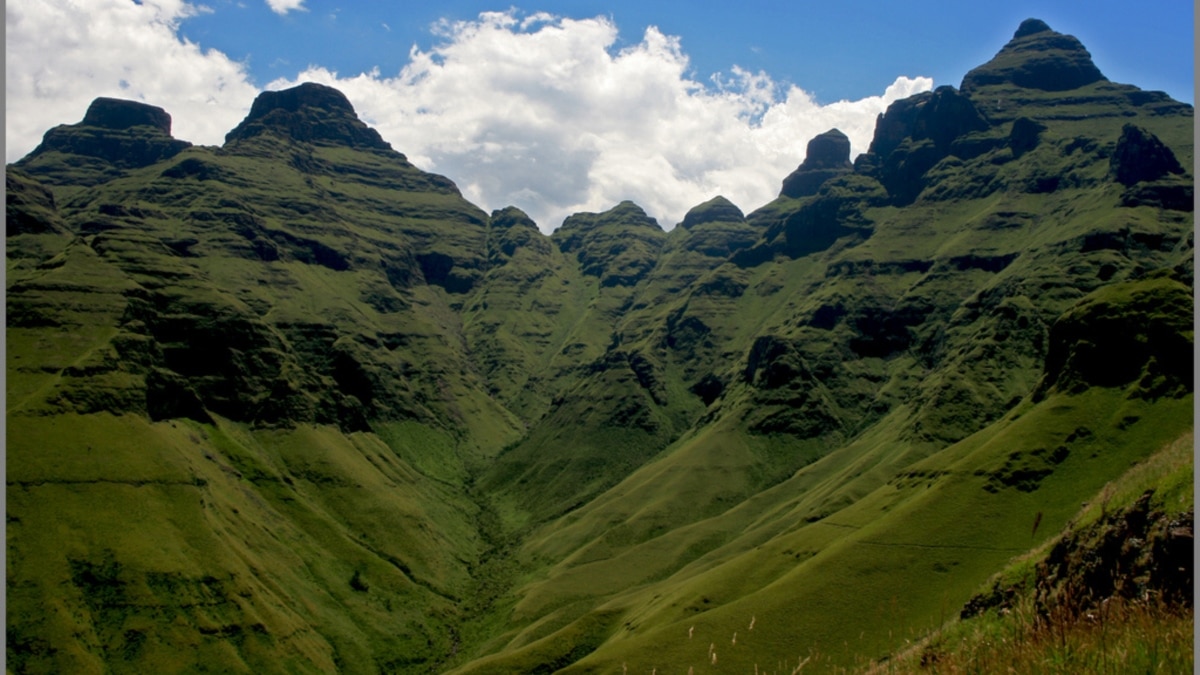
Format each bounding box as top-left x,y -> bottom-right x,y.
5,20 -> 1194,675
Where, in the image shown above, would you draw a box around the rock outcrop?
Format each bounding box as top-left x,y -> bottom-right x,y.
1110,123 -> 1186,186
855,87 -> 990,204
780,128 -> 853,198
14,97 -> 192,184
677,196 -> 758,258
224,82 -> 392,151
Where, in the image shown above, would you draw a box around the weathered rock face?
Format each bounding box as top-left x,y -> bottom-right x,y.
961,18 -> 1106,93
856,87 -> 990,204
1008,116 -> 1046,157
911,86 -> 989,151
224,82 -> 392,150
82,97 -> 173,134
1110,123 -> 1186,186
780,128 -> 853,198
15,97 -> 192,182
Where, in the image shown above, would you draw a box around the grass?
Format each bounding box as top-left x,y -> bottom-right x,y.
6,43 -> 1195,673
881,596 -> 1193,675
860,428 -> 1194,674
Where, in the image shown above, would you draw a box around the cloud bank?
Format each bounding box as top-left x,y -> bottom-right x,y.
6,3 -> 931,231
5,0 -> 259,164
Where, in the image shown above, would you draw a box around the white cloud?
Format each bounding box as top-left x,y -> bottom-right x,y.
6,0 -> 258,160
265,0 -> 305,16
269,11 -> 932,230
6,5 -> 932,232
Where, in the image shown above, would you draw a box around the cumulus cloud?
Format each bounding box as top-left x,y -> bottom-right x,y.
269,11 -> 931,230
5,0 -> 258,161
265,0 -> 306,15
6,5 -> 931,232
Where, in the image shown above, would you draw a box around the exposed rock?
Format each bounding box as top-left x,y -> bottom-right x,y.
961,19 -> 1106,93
224,82 -> 392,151
912,87 -> 990,151
962,493 -> 1194,620
1008,116 -> 1046,157
15,97 -> 192,182
1119,180 -> 1194,211
780,129 -> 853,198
82,97 -> 173,134
864,92 -> 932,161
857,87 -> 989,204
1036,492 -> 1194,615
1110,123 -> 1185,186
680,196 -> 745,229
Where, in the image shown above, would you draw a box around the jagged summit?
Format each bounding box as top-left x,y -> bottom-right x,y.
224,82 -> 392,150
961,18 -> 1106,93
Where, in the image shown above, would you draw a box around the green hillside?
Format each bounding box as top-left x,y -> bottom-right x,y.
6,18 -> 1193,673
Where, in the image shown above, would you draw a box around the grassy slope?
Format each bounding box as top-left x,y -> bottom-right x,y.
6,39 -> 1195,674
445,86 -> 1194,670
873,428 -> 1194,674
455,388 -> 1190,674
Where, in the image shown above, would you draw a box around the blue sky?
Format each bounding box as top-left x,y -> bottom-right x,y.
7,1 -> 1195,230
180,1 -> 1194,104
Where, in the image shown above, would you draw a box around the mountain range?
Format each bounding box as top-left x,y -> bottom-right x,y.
6,18 -> 1194,673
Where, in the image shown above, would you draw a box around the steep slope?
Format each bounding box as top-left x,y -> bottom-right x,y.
442,19 -> 1193,673
7,84 -> 524,673
6,18 -> 1194,675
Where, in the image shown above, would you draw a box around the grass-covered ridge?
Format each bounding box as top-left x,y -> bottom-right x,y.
7,18 -> 1194,674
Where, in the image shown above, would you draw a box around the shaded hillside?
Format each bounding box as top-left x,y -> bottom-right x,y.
6,18 -> 1194,674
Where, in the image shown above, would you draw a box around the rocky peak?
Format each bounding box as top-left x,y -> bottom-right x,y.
490,206 -> 540,231
680,196 -> 745,230
224,82 -> 392,150
678,196 -> 757,258
487,206 -> 550,262
802,129 -> 852,170
553,201 -> 665,287
961,18 -> 1106,93
82,98 -> 173,135
780,128 -> 853,198
14,96 -> 191,183
1013,18 -> 1052,39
